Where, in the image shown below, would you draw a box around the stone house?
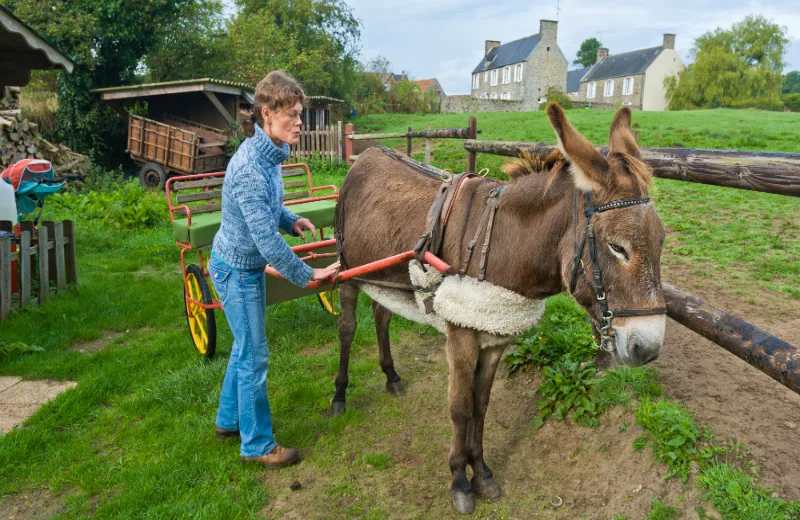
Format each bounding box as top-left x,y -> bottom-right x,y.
470,20 -> 567,106
578,34 -> 684,111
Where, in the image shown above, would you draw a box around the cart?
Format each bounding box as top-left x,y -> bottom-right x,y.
167,163 -> 342,358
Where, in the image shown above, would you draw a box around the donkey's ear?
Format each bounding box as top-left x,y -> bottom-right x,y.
546,103 -> 609,192
608,106 -> 641,158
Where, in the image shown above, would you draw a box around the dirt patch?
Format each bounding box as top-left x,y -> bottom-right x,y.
0,489 -> 65,519
68,327 -> 155,354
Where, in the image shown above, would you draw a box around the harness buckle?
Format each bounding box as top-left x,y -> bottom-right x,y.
597,292 -> 606,302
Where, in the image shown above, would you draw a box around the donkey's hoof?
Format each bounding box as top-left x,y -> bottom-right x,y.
471,476 -> 501,500
385,380 -> 405,395
329,400 -> 346,417
450,490 -> 474,515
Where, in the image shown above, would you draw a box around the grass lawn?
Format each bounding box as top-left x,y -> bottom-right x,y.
0,108 -> 798,518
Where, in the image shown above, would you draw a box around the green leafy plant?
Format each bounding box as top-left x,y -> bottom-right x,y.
504,295 -> 596,373
532,359 -> 603,429
635,398 -> 700,481
50,181 -> 167,229
0,341 -> 44,361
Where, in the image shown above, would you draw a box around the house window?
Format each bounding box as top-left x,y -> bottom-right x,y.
587,82 -> 596,99
622,77 -> 634,95
483,72 -> 487,83
490,69 -> 498,86
514,63 -> 524,82
502,92 -> 511,100
473,74 -> 479,90
490,93 -> 498,100
604,79 -> 615,97
502,67 -> 511,84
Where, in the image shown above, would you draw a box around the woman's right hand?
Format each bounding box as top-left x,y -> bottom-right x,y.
311,261 -> 340,281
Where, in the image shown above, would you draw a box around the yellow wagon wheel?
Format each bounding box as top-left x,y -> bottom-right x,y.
317,287 -> 339,316
184,264 -> 217,359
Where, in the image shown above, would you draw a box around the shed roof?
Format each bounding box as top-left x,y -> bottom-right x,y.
0,4 -> 74,85
566,67 -> 590,93
472,34 -> 540,74
581,47 -> 663,82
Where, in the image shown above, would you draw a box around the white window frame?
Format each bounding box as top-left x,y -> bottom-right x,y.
604,79 -> 615,97
587,82 -> 596,99
514,63 -> 524,82
502,66 -> 510,84
502,92 -> 511,100
490,93 -> 498,100
473,74 -> 479,90
490,69 -> 498,86
622,77 -> 634,95
483,71 -> 487,83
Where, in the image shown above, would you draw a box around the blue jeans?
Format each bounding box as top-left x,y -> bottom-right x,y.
208,251 -> 276,457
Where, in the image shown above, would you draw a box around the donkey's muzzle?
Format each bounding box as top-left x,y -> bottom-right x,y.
613,315 -> 666,366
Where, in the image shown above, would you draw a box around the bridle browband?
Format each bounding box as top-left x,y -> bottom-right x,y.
569,190 -> 667,352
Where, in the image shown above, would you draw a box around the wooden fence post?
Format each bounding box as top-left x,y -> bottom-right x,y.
0,235 -> 10,321
19,229 -> 30,307
406,126 -> 412,157
53,222 -> 66,291
63,220 -> 77,286
425,122 -> 431,166
345,123 -> 354,164
466,116 -> 477,173
38,224 -> 49,305
337,121 -> 343,164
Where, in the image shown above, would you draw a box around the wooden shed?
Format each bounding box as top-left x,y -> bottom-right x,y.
0,5 -> 74,91
303,96 -> 345,130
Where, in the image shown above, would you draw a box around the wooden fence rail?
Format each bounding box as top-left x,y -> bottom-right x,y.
463,140 -> 800,197
288,122 -> 343,163
0,220 -> 77,321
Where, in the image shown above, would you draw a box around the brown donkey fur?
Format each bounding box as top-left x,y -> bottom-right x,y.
332,105 -> 666,514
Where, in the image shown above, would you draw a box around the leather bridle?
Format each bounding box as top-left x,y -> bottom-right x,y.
569,190 -> 667,352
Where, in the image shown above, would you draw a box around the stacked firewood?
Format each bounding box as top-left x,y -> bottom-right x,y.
1,87 -> 20,111
0,110 -> 88,175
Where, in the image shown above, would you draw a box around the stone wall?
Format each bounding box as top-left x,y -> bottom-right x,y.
441,96 -> 527,114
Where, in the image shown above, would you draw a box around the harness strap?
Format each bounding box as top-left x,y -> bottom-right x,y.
460,186 -> 504,277
478,187 -> 504,281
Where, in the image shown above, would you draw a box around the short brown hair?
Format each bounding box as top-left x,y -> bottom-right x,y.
239,70 -> 306,137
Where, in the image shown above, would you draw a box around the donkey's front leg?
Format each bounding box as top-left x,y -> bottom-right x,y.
467,342 -> 506,501
445,324 -> 480,515
331,283 -> 360,416
372,301 -> 404,395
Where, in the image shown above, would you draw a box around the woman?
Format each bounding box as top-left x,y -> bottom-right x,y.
208,70 -> 339,468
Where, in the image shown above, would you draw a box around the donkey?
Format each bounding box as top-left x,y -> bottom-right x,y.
332,104 -> 667,514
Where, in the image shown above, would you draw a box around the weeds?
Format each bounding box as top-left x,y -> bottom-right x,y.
698,462 -> 800,519
636,398 -> 702,481
532,359 -> 604,429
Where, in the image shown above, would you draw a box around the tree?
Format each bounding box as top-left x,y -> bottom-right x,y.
5,0 -> 202,167
666,15 -> 788,110
143,0 -> 231,83
784,71 -> 800,94
227,0 -> 361,100
574,38 -> 603,68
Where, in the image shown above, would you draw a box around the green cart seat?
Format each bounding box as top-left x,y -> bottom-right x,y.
172,199 -> 337,249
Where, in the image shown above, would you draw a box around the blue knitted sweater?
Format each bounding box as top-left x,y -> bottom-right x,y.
212,124 -> 314,287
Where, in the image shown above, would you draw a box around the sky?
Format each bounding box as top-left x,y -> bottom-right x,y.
342,0 -> 800,95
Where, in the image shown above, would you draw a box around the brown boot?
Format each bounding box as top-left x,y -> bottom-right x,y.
214,427 -> 240,440
242,445 -> 299,469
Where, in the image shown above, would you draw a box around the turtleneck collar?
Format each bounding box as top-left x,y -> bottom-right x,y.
250,123 -> 291,166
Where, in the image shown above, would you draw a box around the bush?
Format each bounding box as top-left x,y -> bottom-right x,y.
542,87 -> 574,110
50,180 -> 168,229
726,97 -> 785,111
784,93 -> 800,112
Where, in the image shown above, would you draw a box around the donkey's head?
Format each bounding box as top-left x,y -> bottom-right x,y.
547,103 -> 666,366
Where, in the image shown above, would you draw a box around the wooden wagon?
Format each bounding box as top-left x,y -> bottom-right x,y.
93,78 -> 255,188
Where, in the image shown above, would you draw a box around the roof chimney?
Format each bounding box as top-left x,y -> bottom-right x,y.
485,40 -> 500,57
596,47 -> 608,63
663,34 -> 675,50
539,20 -> 558,43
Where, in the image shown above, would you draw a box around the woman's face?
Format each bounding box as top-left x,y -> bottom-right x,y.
262,102 -> 303,145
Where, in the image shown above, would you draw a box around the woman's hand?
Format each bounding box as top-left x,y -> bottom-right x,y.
292,218 -> 317,241
311,260 -> 341,281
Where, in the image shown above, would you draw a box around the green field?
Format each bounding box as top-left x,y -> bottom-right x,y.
1,108 -> 799,518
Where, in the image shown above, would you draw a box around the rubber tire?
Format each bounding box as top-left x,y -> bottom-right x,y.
139,162 -> 167,190
184,264 -> 217,360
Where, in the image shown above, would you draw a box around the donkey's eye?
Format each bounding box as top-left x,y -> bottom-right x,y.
609,243 -> 629,260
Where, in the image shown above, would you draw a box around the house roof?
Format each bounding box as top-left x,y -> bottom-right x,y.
306,95 -> 345,104
0,4 -> 74,73
92,78 -> 256,103
472,34 -> 541,74
413,79 -> 441,93
566,67 -> 590,93
581,46 -> 663,82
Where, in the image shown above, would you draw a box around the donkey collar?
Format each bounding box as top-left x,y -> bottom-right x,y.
569,190 -> 666,352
